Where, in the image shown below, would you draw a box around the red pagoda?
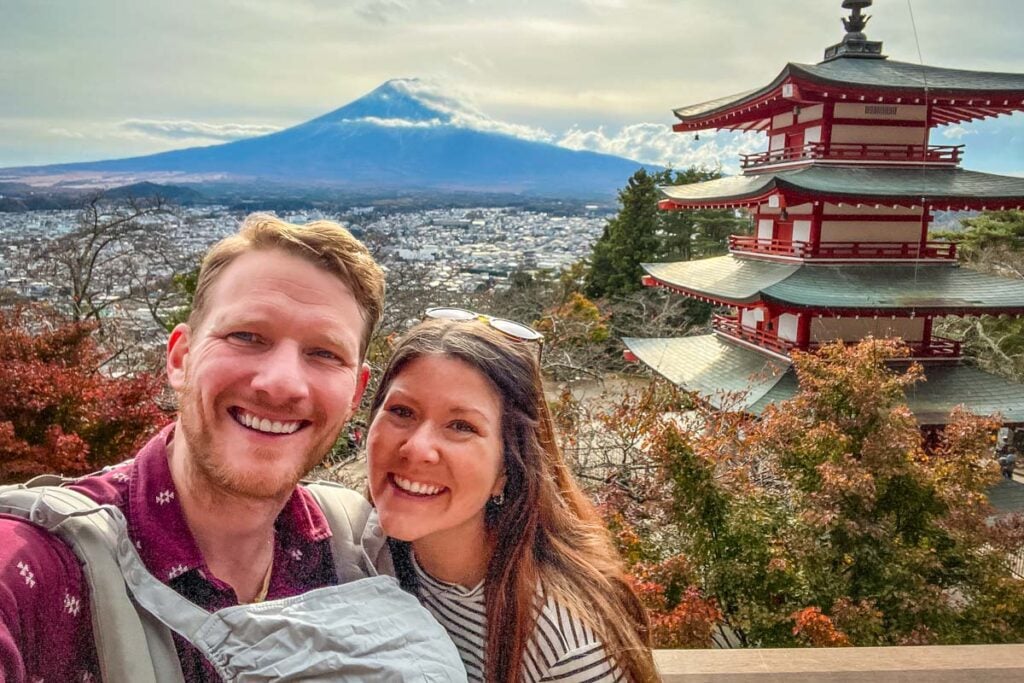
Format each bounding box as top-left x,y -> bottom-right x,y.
625,0 -> 1024,426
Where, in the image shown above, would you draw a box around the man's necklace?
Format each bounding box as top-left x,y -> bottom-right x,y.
251,554 -> 274,603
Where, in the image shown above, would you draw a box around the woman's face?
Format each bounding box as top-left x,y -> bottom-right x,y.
367,354 -> 506,547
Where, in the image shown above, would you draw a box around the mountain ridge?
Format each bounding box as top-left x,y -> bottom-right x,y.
2,79 -> 653,198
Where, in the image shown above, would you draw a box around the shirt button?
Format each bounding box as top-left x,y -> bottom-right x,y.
370,524 -> 383,538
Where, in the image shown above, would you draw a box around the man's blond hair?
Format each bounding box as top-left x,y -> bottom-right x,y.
188,213 -> 385,358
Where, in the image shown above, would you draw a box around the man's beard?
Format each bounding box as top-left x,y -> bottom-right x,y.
177,382 -> 341,500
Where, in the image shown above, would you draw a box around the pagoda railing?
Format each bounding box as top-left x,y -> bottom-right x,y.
729,236 -> 957,260
740,142 -> 964,169
714,315 -> 962,359
713,314 -> 796,355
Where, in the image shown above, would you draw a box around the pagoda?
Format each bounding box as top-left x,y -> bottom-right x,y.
624,0 -> 1024,427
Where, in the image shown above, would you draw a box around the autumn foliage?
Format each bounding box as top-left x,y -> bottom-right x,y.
566,338 -> 1024,648
0,306 -> 167,483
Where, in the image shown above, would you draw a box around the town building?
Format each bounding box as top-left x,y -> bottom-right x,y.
625,0 -> 1024,427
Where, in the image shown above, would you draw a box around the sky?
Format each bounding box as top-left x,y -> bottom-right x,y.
1,0 -> 1022,175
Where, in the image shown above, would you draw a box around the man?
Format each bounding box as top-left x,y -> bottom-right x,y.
0,214 -> 460,681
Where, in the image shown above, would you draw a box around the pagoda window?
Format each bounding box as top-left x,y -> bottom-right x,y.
819,218 -> 920,244
772,110 -> 796,129
740,307 -> 764,329
811,317 -> 925,344
834,103 -> 927,122
797,104 -> 824,123
830,122 -> 927,146
777,313 -> 800,343
793,220 -> 812,245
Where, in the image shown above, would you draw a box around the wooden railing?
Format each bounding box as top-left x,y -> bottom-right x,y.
713,314 -> 795,355
728,236 -> 957,260
740,142 -> 964,169
654,644 -> 1024,681
714,315 -> 962,359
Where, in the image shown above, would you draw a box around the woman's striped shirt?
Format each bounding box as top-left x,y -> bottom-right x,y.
412,558 -> 625,682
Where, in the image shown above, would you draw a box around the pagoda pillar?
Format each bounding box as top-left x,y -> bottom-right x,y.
821,102 -> 835,155
919,202 -> 931,252
810,201 -> 824,256
796,313 -> 812,349
922,316 -> 934,346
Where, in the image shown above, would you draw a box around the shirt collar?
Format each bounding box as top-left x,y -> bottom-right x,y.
125,423 -> 333,583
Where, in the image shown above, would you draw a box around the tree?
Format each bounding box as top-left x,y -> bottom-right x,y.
158,263 -> 201,332
933,210 -> 1024,382
660,167 -> 747,262
37,194 -> 179,324
0,306 -> 168,483
568,339 -> 1024,648
933,210 -> 1024,277
585,168 -> 751,299
586,169 -> 664,299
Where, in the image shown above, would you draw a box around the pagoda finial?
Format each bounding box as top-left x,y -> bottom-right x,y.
841,0 -> 871,39
823,0 -> 885,62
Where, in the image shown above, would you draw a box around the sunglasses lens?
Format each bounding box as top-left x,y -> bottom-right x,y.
425,307 -> 477,321
490,317 -> 544,341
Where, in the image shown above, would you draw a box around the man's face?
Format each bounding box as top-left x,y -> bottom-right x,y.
167,248 -> 370,500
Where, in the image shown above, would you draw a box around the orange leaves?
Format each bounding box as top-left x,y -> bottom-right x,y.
627,558 -> 721,649
0,306 -> 167,482
651,587 -> 724,649
791,606 -> 851,647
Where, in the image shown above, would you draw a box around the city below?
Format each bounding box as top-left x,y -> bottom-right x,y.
0,204 -> 610,332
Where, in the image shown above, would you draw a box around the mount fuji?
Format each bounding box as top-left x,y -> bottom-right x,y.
5,79 -> 651,197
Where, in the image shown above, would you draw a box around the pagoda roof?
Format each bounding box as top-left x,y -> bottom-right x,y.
673,57 -> 1024,131
643,257 -> 799,305
659,166 -> 1024,211
642,256 -> 1024,315
623,334 -> 1024,425
622,335 -> 792,409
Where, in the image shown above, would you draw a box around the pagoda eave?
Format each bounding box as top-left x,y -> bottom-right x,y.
757,299 -> 1024,319
624,335 -> 1024,426
673,57 -> 1024,132
659,167 -> 1024,212
660,193 -> 1024,213
642,256 -> 1024,314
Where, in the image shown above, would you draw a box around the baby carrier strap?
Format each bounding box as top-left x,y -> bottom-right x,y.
302,481 -> 394,581
0,476 -> 185,683
0,477 -> 392,682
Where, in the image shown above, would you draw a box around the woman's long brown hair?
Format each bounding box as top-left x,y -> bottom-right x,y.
369,319 -> 657,682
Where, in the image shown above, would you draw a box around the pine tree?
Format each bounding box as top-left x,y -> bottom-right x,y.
587,169 -> 663,298
586,168 -> 750,298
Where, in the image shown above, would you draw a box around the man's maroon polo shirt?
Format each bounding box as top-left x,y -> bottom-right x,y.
0,424 -> 341,682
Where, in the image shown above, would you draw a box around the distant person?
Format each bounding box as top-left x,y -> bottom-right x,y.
0,214 -> 464,681
366,311 -> 657,682
1000,448 -> 1018,480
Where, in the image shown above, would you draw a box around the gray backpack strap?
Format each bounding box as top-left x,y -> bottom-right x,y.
0,483 -> 185,683
302,481 -> 394,581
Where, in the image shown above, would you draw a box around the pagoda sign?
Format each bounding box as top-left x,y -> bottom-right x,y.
625,0 -> 1024,427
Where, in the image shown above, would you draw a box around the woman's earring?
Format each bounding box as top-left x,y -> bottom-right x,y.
489,491 -> 505,507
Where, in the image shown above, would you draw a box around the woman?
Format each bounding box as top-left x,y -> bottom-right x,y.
366,312 -> 657,682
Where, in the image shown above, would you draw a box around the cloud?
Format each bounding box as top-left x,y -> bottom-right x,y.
118,119 -> 283,142
342,116 -> 444,128
389,79 -> 556,142
47,128 -> 87,139
354,0 -> 410,24
939,125 -> 978,140
557,123 -> 763,173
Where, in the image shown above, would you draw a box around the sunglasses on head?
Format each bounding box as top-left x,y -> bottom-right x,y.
424,307 -> 544,344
